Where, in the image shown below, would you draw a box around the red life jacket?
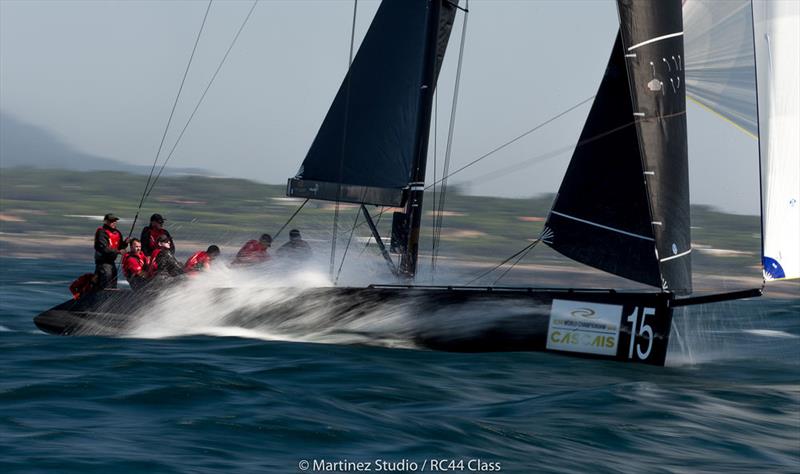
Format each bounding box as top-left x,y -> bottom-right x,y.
145,227 -> 167,254
97,226 -> 122,250
122,251 -> 148,278
147,248 -> 162,278
184,251 -> 211,273
232,240 -> 268,265
69,273 -> 96,300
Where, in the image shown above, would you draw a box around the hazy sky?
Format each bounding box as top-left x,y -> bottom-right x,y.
0,0 -> 759,214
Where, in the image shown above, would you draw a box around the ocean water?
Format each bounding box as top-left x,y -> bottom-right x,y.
0,257 -> 798,473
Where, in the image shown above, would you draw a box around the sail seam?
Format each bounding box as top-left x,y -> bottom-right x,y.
627,31 -> 683,51
550,211 -> 654,241
659,248 -> 691,262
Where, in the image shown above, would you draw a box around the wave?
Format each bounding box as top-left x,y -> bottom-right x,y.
121,259 -> 547,351
21,280 -> 70,285
743,329 -> 799,339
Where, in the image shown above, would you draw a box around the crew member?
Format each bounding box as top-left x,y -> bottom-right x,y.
184,245 -> 220,273
69,273 -> 98,300
141,213 -> 174,256
122,238 -> 150,290
94,213 -> 128,289
148,234 -> 185,282
276,229 -> 312,261
231,234 -> 272,266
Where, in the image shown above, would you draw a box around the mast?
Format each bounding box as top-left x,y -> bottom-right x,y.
399,0 -> 442,278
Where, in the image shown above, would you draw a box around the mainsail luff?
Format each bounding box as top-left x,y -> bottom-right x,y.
616,0 -> 692,293
545,0 -> 692,293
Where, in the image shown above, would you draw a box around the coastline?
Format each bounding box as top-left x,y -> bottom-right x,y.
2,232 -> 794,299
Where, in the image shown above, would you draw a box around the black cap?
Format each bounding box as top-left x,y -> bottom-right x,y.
156,234 -> 170,243
259,234 -> 273,244
150,213 -> 165,224
289,229 -> 301,238
104,213 -> 119,222
207,245 -> 220,255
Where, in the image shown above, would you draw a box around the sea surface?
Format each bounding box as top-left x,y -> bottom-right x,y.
0,257 -> 798,474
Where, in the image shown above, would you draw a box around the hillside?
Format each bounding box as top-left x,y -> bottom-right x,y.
0,112 -> 207,175
0,168 -> 766,290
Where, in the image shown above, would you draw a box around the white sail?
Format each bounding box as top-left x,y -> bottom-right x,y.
683,0 -> 758,137
753,0 -> 800,281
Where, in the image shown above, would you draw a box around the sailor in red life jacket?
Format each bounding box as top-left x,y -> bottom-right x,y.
69,273 -> 98,300
231,234 -> 272,267
140,213 -> 175,256
148,234 -> 185,283
121,238 -> 150,290
184,245 -> 220,274
94,213 -> 128,289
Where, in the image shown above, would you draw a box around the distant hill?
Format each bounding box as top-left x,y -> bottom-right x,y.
0,111 -> 208,175
0,168 -> 763,281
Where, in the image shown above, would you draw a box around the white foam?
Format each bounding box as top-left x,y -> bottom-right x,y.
0,325 -> 14,332
120,252 -> 539,350
743,329 -> 799,339
22,280 -> 69,285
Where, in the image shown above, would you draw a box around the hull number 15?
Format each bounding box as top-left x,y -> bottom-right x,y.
627,307 -> 655,360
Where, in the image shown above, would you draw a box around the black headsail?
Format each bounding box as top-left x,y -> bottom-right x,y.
544,0 -> 691,293
287,0 -> 458,208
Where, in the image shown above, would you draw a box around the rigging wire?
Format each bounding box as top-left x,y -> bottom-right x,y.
127,0 -> 213,239
274,198 -> 309,240
335,206 -> 362,284
464,108 -> 686,186
331,0 -> 359,281
458,109 -> 688,286
490,237 -> 540,285
346,91 -> 614,268
142,0 -> 260,202
358,206 -> 385,257
430,90 -> 438,280
338,94 -> 683,283
431,0 -> 469,275
425,94 -> 595,192
463,239 -> 540,286
335,185 -> 370,282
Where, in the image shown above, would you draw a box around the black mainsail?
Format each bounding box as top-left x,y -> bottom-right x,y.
287,0 -> 458,208
545,0 -> 692,293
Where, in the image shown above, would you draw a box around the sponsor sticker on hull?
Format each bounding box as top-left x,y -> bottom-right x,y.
546,299 -> 623,356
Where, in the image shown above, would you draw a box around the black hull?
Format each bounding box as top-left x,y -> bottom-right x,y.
34,286 -> 677,366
